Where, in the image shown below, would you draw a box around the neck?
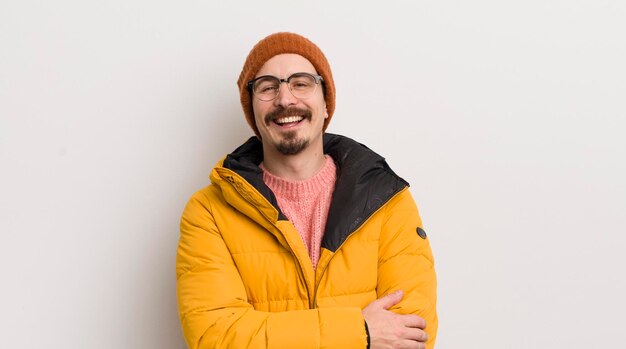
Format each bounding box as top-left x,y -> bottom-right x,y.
262,143 -> 326,181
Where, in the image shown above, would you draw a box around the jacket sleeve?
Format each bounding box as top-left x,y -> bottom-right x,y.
377,189 -> 438,349
176,190 -> 368,349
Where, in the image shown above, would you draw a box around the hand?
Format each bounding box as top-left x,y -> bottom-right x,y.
362,290 -> 428,349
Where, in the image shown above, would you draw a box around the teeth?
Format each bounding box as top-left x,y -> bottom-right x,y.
275,116 -> 304,124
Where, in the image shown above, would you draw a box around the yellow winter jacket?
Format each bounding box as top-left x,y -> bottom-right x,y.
177,134 -> 437,349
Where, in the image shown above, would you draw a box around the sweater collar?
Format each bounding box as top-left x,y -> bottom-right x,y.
221,133 -> 409,251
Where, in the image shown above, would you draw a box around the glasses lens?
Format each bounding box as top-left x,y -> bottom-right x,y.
288,73 -> 317,99
253,76 -> 280,101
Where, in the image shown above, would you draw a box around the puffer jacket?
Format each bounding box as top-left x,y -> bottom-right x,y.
176,133 -> 437,349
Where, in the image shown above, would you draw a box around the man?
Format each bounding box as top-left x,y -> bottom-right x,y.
177,32 -> 437,349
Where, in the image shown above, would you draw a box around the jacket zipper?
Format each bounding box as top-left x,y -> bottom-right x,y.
225,174 -> 313,308
311,187 -> 408,309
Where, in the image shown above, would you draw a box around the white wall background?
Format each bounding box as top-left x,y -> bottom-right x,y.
1,0 -> 624,348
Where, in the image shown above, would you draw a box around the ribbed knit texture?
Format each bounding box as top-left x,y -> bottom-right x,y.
260,156 -> 337,269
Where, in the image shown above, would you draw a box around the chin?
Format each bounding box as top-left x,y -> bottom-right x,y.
275,137 -> 309,155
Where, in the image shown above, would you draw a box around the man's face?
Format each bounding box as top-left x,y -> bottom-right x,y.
251,54 -> 327,156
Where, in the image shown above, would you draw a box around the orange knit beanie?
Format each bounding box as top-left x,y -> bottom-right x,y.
237,32 -> 335,138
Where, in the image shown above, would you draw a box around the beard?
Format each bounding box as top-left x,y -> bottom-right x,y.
264,106 -> 312,156
276,131 -> 309,155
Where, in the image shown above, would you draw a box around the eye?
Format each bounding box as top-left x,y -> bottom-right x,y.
254,78 -> 280,94
290,76 -> 314,90
292,81 -> 310,88
259,85 -> 278,93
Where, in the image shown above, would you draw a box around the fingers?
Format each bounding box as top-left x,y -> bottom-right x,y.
375,289 -> 404,310
402,326 -> 428,342
397,339 -> 427,349
362,291 -> 429,349
402,314 -> 427,330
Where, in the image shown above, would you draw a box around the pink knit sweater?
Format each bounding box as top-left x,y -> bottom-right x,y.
260,156 -> 337,269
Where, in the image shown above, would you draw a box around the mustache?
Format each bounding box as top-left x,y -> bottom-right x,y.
264,106 -> 312,125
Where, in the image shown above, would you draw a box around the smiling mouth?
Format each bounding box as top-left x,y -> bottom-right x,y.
265,106 -> 312,127
274,116 -> 304,126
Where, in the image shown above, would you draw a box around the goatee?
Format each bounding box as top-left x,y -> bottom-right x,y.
264,106 -> 312,155
276,131 -> 309,155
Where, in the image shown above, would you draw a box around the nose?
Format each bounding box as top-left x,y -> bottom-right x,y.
274,81 -> 298,107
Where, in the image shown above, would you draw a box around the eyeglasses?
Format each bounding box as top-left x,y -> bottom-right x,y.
247,72 -> 324,101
